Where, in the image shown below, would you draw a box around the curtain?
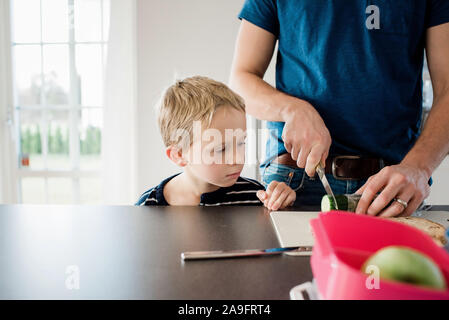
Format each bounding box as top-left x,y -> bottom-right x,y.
102,0 -> 138,205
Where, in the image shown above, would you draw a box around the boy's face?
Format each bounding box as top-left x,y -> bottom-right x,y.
184,106 -> 247,188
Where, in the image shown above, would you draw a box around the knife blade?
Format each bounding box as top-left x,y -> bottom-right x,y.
181,246 -> 313,260
316,164 -> 339,210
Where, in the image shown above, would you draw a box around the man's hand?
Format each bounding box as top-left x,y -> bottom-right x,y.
257,181 -> 296,211
281,101 -> 332,177
354,164 -> 431,217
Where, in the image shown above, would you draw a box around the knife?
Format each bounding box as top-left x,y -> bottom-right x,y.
316,163 -> 339,210
181,246 -> 313,260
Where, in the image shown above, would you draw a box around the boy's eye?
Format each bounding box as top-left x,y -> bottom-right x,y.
214,141 -> 245,152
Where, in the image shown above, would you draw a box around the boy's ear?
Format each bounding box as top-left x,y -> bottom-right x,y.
166,145 -> 188,167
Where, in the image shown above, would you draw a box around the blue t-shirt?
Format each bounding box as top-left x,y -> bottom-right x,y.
238,0 -> 449,168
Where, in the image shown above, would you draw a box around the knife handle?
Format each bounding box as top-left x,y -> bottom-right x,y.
181,246 -> 312,260
182,249 -> 270,260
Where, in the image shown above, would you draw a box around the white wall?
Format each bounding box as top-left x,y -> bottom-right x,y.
135,0 -> 276,194
427,158 -> 449,205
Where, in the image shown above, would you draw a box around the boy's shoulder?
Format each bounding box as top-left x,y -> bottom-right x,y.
136,175 -> 266,207
135,173 -> 180,206
135,186 -> 159,206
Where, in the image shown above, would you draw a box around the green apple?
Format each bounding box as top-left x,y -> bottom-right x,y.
362,246 -> 447,290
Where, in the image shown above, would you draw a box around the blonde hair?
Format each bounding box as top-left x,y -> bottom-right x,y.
157,76 -> 246,148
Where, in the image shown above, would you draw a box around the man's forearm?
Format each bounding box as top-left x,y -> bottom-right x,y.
230,70 -> 307,122
401,92 -> 449,178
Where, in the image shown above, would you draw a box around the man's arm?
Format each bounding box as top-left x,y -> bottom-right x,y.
229,19 -> 294,121
230,20 -> 331,176
356,22 -> 449,217
403,22 -> 449,175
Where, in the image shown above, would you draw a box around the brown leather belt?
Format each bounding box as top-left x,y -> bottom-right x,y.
274,153 -> 386,180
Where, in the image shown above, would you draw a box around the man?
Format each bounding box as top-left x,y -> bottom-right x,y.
230,0 -> 449,216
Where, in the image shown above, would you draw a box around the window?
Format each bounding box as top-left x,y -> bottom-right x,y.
10,0 -> 110,204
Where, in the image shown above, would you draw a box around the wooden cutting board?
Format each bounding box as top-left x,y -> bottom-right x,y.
412,210 -> 449,229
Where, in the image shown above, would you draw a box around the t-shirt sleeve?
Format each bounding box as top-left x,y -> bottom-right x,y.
426,0 -> 449,28
238,0 -> 279,37
135,188 -> 156,206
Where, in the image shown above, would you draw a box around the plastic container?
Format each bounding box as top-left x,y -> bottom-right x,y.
310,211 -> 449,300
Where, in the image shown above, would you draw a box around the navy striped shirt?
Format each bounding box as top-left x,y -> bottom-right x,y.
135,173 -> 265,206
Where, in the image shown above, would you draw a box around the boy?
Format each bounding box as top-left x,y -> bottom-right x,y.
136,76 -> 296,210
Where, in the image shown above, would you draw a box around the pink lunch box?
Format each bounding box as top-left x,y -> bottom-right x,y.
310,211 -> 449,300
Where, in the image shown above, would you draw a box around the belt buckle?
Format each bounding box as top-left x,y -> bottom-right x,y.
331,155 -> 362,181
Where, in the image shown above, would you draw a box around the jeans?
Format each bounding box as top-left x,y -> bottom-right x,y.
261,162 -> 368,208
